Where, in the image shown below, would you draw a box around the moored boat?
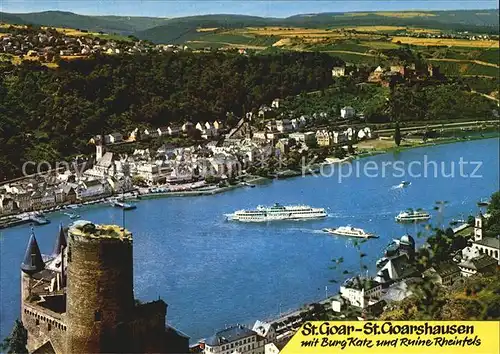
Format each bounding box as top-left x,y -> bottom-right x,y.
111,201 -> 137,210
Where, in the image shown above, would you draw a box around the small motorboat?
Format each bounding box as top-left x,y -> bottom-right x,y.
111,201 -> 137,210
322,226 -> 377,239
398,181 -> 411,188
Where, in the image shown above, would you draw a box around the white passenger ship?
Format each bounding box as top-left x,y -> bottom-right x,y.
395,210 -> 431,222
225,203 -> 327,222
322,226 -> 376,239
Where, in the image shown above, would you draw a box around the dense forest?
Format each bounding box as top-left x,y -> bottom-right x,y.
281,79 -> 390,122
0,50 -> 497,181
389,82 -> 497,122
0,51 -> 340,180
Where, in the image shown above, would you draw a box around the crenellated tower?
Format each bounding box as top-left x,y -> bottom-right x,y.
65,221 -> 134,353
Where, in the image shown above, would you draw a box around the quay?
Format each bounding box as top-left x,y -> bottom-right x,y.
0,212 -> 50,229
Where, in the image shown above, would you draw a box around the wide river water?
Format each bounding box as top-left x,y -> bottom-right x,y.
1,138 -> 499,342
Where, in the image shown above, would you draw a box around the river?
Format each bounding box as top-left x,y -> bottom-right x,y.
0,138 -> 498,342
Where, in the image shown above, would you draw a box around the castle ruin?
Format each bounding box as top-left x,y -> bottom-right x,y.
20,220 -> 189,353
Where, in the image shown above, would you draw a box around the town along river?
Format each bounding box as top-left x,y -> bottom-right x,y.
1,138 -> 498,342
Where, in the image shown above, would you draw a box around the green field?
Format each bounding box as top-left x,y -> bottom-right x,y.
326,52 -> 382,66
430,60 -> 499,77
476,48 -> 500,65
187,32 -> 278,47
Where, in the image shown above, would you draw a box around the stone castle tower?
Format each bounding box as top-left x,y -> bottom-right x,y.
20,221 -> 189,354
66,222 -> 134,353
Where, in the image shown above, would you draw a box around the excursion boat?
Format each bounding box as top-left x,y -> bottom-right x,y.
225,203 -> 327,222
395,210 -> 431,222
322,226 -> 376,239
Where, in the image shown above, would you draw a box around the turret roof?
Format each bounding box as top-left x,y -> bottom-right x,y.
52,224 -> 67,256
21,231 -> 45,275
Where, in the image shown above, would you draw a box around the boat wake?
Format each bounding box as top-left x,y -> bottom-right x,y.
391,181 -> 411,190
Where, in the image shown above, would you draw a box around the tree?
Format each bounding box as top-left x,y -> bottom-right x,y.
394,121 -> 402,147
486,191 -> 500,236
0,320 -> 28,354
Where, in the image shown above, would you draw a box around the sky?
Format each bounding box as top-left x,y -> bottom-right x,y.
0,0 -> 498,18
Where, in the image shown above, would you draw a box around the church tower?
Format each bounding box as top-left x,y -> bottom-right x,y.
96,135 -> 106,161
474,213 -> 484,241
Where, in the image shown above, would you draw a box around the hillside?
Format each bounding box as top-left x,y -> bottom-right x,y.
0,12 -> 27,25
1,9 -> 498,42
1,11 -> 169,34
137,9 -> 499,43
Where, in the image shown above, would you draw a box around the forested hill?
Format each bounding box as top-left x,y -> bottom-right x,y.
0,9 -> 498,42
0,51 -> 340,180
137,10 -> 499,43
0,11 -> 170,34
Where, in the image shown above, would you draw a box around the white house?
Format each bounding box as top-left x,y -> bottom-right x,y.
458,254 -> 498,277
265,343 -> 281,354
77,179 -> 111,200
289,132 -> 316,146
213,121 -> 223,130
471,213 -> 500,264
182,121 -> 194,132
341,106 -> 355,119
265,120 -> 277,132
340,277 -> 383,309
143,128 -> 159,138
106,132 -> 123,144
252,320 -> 276,345
271,98 -> 283,109
330,295 -> 347,313
168,125 -> 181,136
357,127 -> 372,140
203,325 -> 266,354
129,128 -> 140,141
275,119 -> 292,133
40,190 -> 56,208
332,66 -> 346,77
204,122 -> 213,131
157,127 -> 170,136
136,163 -> 161,184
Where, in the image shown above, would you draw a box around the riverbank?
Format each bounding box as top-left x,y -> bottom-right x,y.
138,175 -> 269,200
356,131 -> 500,155
0,135 -> 497,228
1,138 -> 498,343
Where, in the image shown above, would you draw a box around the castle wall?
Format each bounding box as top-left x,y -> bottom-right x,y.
22,303 -> 66,354
128,301 -> 168,353
66,232 -> 134,353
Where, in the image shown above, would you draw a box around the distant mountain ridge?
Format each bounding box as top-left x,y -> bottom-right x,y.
1,10 -> 170,33
0,9 -> 498,43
